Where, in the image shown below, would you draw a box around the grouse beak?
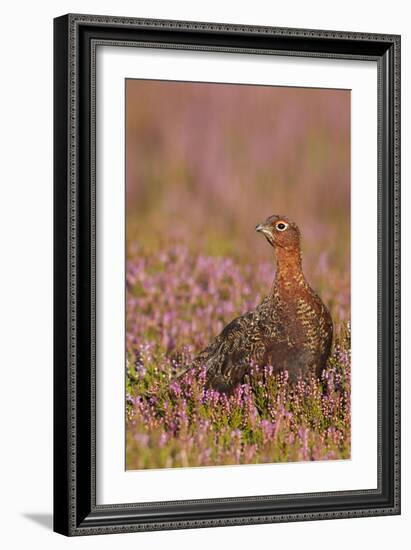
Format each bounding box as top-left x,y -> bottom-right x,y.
255,223 -> 271,237
256,223 -> 275,246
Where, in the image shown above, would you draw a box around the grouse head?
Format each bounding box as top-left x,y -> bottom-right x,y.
255,215 -> 301,251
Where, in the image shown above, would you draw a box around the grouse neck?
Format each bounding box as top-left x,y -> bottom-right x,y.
273,245 -> 305,288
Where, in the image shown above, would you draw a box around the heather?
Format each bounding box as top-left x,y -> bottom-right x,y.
126,245 -> 350,469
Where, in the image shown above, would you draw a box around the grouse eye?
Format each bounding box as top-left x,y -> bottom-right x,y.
276,222 -> 288,231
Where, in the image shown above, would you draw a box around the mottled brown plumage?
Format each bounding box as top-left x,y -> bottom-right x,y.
185,215 -> 333,393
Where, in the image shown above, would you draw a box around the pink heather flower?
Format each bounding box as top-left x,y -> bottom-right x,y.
169,380 -> 182,397
126,245 -> 351,468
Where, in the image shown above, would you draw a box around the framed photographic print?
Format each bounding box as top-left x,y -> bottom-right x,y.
53,14 -> 401,536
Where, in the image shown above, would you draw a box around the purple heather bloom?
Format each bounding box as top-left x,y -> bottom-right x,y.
126,245 -> 351,469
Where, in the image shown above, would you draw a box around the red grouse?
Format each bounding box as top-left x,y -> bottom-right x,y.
187,215 -> 333,393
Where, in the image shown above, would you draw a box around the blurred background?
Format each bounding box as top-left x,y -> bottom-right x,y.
126,79 -> 350,323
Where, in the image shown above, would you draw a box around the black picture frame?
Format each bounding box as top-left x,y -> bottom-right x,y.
53,13 -> 401,536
